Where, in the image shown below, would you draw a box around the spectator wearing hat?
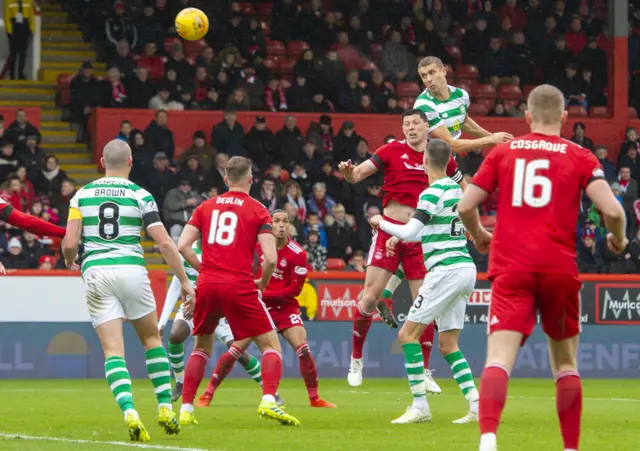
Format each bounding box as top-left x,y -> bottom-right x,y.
306,115 -> 334,155
144,152 -> 176,212
38,254 -> 56,271
309,91 -> 332,113
618,145 -> 640,182
17,134 -> 44,183
148,82 -> 184,110
2,237 -> 28,269
176,155 -> 209,195
70,61 -> 103,128
145,110 -> 176,163
108,40 -> 137,79
326,203 -> 356,261
211,111 -> 246,158
127,67 -> 156,109
104,1 -> 138,57
570,122 -> 595,153
178,131 -> 217,171
236,64 -> 266,110
0,142 -> 19,181
303,226 -> 328,271
35,155 -> 67,198
578,228 -> 604,273
246,116 -> 276,172
163,179 -> 203,242
333,121 -> 360,163
6,109 -> 40,153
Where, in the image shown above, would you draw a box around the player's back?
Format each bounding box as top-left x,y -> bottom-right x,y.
473,133 -> 603,277
372,140 -> 461,208
194,191 -> 271,285
72,176 -> 154,273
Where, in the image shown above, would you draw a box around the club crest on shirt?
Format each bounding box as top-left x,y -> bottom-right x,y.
374,250 -> 384,260
280,258 -> 287,267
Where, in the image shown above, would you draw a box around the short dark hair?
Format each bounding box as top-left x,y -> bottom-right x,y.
155,109 -> 167,119
402,108 -> 427,122
120,120 -> 130,127
271,209 -> 286,217
427,139 -> 451,170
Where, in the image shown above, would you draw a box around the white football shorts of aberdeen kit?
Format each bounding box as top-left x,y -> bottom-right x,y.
407,266 -> 476,332
83,266 -> 156,328
175,304 -> 235,344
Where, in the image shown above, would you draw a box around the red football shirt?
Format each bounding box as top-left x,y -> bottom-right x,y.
257,239 -> 308,307
472,132 -> 604,278
188,191 -> 272,284
370,140 -> 462,208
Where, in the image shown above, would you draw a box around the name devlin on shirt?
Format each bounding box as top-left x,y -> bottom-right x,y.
216,196 -> 244,206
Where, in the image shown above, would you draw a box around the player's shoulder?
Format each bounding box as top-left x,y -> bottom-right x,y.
413,89 -> 436,111
449,84 -> 470,102
381,139 -> 409,152
286,239 -> 306,257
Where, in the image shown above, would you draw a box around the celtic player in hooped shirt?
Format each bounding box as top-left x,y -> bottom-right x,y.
62,139 -> 194,442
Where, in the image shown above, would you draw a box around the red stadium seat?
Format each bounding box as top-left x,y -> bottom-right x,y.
58,88 -> 71,107
503,99 -> 520,110
275,57 -> 296,75
445,45 -> 462,62
474,84 -> 497,99
396,82 -> 421,98
326,258 -> 345,271
164,36 -> 182,54
480,216 -> 497,230
257,3 -> 273,20
630,107 -> 638,119
399,99 -> 412,109
287,41 -> 309,58
468,104 -> 489,116
589,106 -> 608,117
498,84 -> 522,100
370,43 -> 382,60
523,84 -> 536,99
263,57 -> 278,71
452,26 -> 465,42
567,105 -> 587,117
456,81 -> 472,94
455,64 -> 479,80
56,73 -> 75,90
267,40 -> 286,56
183,39 -> 207,56
443,64 -> 454,75
476,98 -> 495,111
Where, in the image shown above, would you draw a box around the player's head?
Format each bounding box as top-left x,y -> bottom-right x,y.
401,108 -> 429,146
417,56 -> 447,93
101,139 -> 133,173
224,156 -> 252,191
271,209 -> 290,239
525,84 -> 567,129
425,139 -> 451,173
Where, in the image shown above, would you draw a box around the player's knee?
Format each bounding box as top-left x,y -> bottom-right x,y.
397,328 -> 414,345
438,339 -> 457,356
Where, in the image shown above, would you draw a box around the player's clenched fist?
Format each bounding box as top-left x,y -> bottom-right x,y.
338,160 -> 355,177
369,214 -> 383,229
606,233 -> 628,254
471,228 -> 492,254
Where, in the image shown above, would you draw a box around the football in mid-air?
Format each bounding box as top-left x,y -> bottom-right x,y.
175,7 -> 209,41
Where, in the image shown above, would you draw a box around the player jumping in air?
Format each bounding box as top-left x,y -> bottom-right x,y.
371,139 -> 479,424
62,139 -> 193,441
157,240 -> 283,406
177,156 -> 299,426
376,56 -> 513,369
338,109 -> 467,391
457,85 -> 627,451
198,210 -> 335,408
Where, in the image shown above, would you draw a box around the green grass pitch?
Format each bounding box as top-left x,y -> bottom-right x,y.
0,378 -> 637,450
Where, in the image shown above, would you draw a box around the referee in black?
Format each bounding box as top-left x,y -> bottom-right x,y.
4,0 -> 35,80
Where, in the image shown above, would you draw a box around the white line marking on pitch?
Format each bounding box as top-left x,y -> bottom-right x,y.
0,433 -> 217,451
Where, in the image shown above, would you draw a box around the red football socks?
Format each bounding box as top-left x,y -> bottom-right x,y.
182,349 -> 209,405
419,323 -> 435,368
352,305 -> 373,359
261,349 -> 282,397
205,345 -> 242,396
479,364 -> 510,435
296,343 -> 319,400
556,370 -> 582,450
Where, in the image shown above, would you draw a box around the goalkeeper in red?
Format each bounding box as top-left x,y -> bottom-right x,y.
199,210 -> 335,408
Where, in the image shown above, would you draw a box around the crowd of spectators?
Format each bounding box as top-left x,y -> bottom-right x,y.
62,0 -> 611,126
0,110 -> 77,270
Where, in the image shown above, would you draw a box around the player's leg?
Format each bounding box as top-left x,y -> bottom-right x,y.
281,320 -> 336,408
538,274 -> 583,451
479,273 -> 537,451
168,312 -> 192,402
84,268 -> 149,442
121,268 -> 179,435
403,242 -> 441,393
350,232 -> 397,386
376,266 -> 404,328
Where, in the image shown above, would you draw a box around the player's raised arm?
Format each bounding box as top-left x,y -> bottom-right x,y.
3,203 -> 67,238
461,115 -> 492,138
338,158 -> 377,184
430,123 -> 512,154
586,179 -> 628,252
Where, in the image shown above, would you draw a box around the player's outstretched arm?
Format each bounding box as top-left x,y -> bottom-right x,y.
430,124 -> 512,154
338,159 -> 377,184
461,115 -> 492,138
177,224 -> 201,272
5,206 -> 67,238
257,232 -> 277,291
373,214 -> 423,242
586,179 -> 628,252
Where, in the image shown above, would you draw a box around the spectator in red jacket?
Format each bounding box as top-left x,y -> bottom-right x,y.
332,31 -> 365,72
6,175 -> 30,212
565,16 -> 587,56
499,0 -> 526,32
136,42 -> 165,81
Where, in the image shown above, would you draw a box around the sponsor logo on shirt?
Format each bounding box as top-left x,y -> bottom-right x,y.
294,266 -> 307,276
403,162 -> 424,171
